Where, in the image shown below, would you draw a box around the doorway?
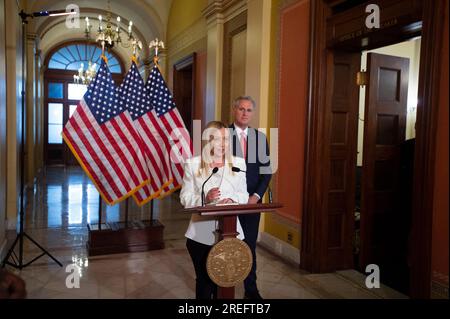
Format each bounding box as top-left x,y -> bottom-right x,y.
44,81 -> 86,165
173,53 -> 196,136
354,38 -> 421,295
301,0 -> 445,298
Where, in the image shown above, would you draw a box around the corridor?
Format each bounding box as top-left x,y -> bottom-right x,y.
6,167 -> 406,299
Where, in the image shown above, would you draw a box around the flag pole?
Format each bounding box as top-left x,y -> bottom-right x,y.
98,194 -> 102,230
125,198 -> 129,227
148,38 -> 165,220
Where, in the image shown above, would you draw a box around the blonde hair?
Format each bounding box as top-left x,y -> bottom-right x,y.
198,121 -> 234,177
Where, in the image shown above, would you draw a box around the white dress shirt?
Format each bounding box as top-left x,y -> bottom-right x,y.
180,156 -> 249,245
233,124 -> 249,139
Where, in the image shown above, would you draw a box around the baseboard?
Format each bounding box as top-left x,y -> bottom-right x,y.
431,280 -> 449,299
257,231 -> 300,265
6,218 -> 17,231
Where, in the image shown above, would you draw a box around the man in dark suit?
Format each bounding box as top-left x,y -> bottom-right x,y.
229,96 -> 272,299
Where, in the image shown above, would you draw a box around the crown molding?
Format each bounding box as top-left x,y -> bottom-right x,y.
167,18 -> 207,60
203,0 -> 247,26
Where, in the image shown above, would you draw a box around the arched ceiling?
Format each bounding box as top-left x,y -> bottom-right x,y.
24,0 -> 173,70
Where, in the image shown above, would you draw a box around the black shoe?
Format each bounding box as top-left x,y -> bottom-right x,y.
244,291 -> 263,299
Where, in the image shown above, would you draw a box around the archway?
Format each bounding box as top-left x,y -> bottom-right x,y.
43,41 -> 125,165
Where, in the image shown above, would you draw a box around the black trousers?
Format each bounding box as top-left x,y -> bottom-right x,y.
186,238 -> 217,299
238,213 -> 261,294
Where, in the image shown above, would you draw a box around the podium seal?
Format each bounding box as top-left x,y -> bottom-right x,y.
206,238 -> 253,287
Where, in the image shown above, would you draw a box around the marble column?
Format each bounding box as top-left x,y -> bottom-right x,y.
5,0 -> 22,230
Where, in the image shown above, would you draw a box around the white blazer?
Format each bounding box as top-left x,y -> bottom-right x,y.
180,156 -> 249,246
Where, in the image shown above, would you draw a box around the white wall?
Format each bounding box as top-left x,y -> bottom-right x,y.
357,37 -> 421,166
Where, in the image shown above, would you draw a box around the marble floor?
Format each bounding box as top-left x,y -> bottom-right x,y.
3,166 -> 407,299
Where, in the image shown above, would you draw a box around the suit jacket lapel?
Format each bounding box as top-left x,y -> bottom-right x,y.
230,124 -> 241,158
247,127 -> 257,163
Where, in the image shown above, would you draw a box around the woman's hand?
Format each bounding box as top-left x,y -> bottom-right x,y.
206,187 -> 221,203
217,198 -> 235,204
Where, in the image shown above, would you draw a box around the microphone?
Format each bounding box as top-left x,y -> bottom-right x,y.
233,166 -> 272,203
231,166 -> 247,173
201,167 -> 219,206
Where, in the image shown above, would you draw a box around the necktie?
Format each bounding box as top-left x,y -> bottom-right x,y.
240,132 -> 247,159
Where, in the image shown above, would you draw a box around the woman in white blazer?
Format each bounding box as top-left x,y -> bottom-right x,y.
180,121 -> 249,299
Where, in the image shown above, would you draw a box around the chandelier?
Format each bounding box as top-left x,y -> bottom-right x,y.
83,1 -> 141,53
73,1 -> 142,85
73,61 -> 97,85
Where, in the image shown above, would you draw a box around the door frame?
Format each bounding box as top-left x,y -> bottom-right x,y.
173,53 -> 197,136
301,0 -> 446,298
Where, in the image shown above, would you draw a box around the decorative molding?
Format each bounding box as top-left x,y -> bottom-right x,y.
167,18 -> 207,60
27,32 -> 38,42
203,0 -> 247,26
258,231 -> 301,265
174,54 -> 195,71
221,11 -> 247,123
410,0 -> 446,298
37,14 -> 150,63
36,7 -> 157,52
300,0 -> 332,272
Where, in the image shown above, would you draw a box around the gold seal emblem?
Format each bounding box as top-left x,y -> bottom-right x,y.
206,238 -> 253,287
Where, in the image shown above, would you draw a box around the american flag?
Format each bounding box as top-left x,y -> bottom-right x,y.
120,62 -> 173,205
62,58 -> 151,205
145,66 -> 192,194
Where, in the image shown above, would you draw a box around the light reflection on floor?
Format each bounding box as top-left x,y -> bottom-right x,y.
24,166 -> 187,232
4,166 -> 407,299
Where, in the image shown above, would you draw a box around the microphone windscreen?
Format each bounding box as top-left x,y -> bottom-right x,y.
231,167 -> 240,173
212,167 -> 219,174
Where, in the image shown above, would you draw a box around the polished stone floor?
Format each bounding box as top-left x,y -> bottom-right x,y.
4,166 -> 407,299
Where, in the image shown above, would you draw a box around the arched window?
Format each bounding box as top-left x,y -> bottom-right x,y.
48,43 -> 122,74
44,42 -> 124,165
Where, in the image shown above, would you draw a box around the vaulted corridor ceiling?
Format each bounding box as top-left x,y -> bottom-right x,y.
25,0 -> 173,68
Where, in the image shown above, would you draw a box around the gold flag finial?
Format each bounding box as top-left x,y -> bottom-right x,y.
149,38 -> 165,65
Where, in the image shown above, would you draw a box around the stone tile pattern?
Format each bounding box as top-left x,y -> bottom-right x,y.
5,167 -> 407,299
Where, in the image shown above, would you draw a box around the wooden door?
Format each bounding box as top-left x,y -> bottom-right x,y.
360,53 -> 410,288
322,51 -> 360,271
173,54 -> 196,136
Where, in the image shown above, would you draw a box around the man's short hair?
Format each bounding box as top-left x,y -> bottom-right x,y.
233,96 -> 256,109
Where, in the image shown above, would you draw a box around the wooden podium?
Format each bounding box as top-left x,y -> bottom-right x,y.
183,202 -> 282,299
